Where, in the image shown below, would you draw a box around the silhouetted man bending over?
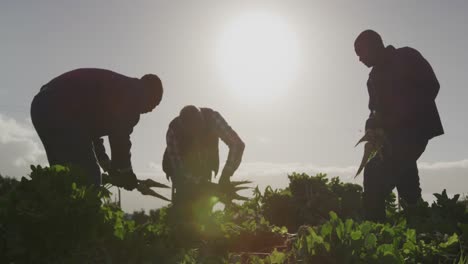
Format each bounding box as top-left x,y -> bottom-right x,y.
163,106 -> 245,223
31,68 -> 163,189
354,30 -> 444,221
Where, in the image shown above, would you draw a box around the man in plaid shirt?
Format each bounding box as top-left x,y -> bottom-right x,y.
162,105 -> 244,229
164,105 -> 244,186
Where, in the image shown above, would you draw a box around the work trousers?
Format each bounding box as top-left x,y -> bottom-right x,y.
31,95 -> 101,185
363,135 -> 428,222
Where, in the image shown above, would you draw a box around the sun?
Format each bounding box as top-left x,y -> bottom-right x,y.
216,12 -> 300,104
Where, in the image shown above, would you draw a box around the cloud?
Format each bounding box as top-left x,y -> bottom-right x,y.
0,114 -> 45,177
234,162 -> 357,178
419,159 -> 468,170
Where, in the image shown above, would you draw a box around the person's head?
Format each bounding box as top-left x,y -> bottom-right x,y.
179,105 -> 204,137
354,30 -> 385,68
140,74 -> 163,113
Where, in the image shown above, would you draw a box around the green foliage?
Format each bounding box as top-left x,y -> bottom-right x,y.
0,166 -> 184,263
394,189 -> 468,240
291,212 -> 463,263
255,173 -> 364,232
0,165 -> 113,263
1,168 -> 467,263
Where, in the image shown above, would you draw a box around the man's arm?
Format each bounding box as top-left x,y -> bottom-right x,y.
108,128 -> 138,190
410,50 -> 440,102
92,138 -> 111,172
108,129 -> 133,170
365,77 -> 381,131
210,111 -> 245,183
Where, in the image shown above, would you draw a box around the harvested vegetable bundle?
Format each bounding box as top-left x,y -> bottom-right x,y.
204,180 -> 252,204
354,128 -> 389,177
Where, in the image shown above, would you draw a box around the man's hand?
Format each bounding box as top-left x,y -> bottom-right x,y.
98,158 -> 111,172
219,172 -> 231,187
111,168 -> 138,191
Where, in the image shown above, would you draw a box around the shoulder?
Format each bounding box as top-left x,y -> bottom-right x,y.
396,46 -> 424,61
201,107 -> 223,122
201,107 -> 217,119
200,107 -> 215,115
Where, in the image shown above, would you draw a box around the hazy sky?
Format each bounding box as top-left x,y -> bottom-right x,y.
1,1 -> 467,211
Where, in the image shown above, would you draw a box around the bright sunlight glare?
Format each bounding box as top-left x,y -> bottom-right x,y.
216,12 -> 300,104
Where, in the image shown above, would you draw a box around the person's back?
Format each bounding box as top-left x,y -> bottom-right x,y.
31,68 -> 163,186
35,68 -> 144,138
367,46 -> 443,140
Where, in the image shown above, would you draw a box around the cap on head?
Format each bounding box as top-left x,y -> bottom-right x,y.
140,74 -> 163,113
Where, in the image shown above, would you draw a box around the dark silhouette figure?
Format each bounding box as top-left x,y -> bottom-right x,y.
162,106 -> 245,232
31,68 -> 163,189
355,30 -> 444,221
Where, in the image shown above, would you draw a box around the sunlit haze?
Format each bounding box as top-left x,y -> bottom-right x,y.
216,12 -> 300,104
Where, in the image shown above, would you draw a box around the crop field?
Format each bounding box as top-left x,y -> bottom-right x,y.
1,166 -> 467,263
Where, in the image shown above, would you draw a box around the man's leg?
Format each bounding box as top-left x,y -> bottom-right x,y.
38,129 -> 101,185
363,156 -> 395,222
31,97 -> 101,185
394,139 -> 428,205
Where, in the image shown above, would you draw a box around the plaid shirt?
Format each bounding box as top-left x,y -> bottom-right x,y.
166,109 -> 245,183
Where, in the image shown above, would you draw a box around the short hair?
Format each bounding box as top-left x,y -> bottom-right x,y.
180,105 -> 201,122
141,74 -> 163,106
354,29 -> 384,50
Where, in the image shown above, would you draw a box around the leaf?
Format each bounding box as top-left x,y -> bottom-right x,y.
355,132 -> 371,147
137,179 -> 170,189
405,229 -> 416,243
321,222 -> 333,238
269,249 -> 286,264
51,164 -> 67,172
402,241 -> 416,254
345,219 -> 354,233
351,230 -> 362,240
377,244 -> 395,256
355,142 -> 377,178
365,233 -> 378,249
354,129 -> 388,178
329,211 -> 338,221
439,233 -> 459,248
231,180 -> 253,186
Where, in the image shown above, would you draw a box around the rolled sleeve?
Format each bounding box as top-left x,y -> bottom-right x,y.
211,111 -> 245,177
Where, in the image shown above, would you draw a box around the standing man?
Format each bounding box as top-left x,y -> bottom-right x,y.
31,68 -> 163,190
354,30 -> 444,221
162,105 -> 245,224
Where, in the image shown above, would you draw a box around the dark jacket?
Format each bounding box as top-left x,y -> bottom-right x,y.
162,108 -> 220,183
366,46 -> 444,140
31,68 -> 145,169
